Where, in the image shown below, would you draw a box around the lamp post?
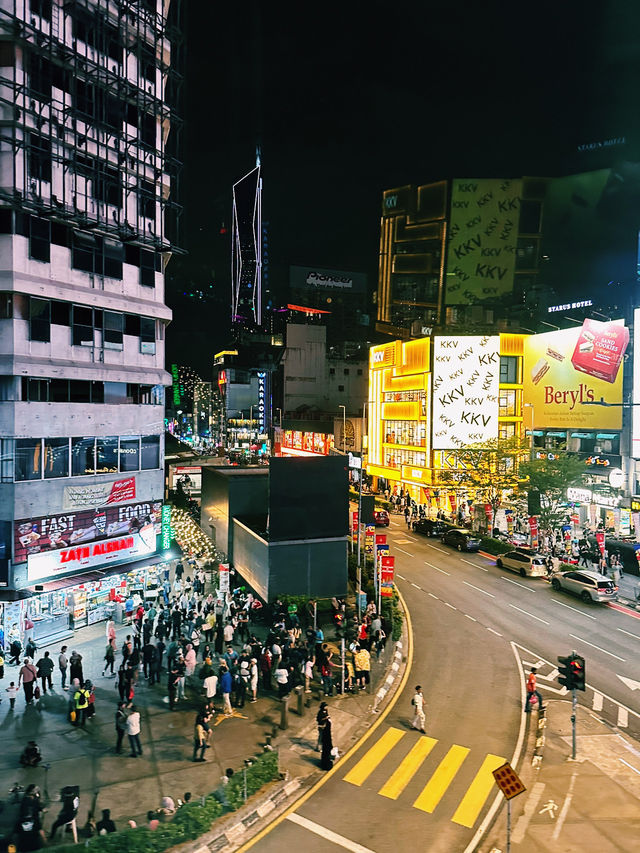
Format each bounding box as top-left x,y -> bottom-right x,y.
339,404 -> 346,455
356,400 -> 367,619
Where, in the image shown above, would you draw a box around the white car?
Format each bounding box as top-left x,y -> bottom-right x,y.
551,569 -> 619,604
496,550 -> 548,578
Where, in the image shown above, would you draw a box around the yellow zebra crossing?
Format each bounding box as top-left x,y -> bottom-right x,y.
343,726 -> 505,829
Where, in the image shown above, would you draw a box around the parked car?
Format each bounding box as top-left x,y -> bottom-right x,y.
550,569 -> 619,604
441,528 -> 481,552
412,518 -> 455,538
496,550 -> 548,578
373,510 -> 390,527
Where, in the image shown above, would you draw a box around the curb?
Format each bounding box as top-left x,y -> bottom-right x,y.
531,707 -> 547,768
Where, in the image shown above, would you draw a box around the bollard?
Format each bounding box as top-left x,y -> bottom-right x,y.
280,696 -> 289,730
294,685 -> 305,717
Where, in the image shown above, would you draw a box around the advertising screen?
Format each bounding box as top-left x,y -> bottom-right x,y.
14,500 -> 162,565
289,265 -> 367,294
523,320 -> 627,429
633,308 -> 640,457
432,335 -> 500,449
445,178 -> 521,305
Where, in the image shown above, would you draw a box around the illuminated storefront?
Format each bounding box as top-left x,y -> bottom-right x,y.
280,430 -> 333,457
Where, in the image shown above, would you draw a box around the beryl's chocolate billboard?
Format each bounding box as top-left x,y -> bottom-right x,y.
523,319 -> 628,429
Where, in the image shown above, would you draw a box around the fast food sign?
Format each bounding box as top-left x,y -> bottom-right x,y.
523,320 -> 627,429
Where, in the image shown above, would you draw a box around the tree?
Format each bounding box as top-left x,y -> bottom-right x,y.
436,436 -> 530,520
516,453 -> 586,529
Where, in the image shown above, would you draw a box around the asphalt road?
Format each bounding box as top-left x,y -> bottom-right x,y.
245,518 -> 640,853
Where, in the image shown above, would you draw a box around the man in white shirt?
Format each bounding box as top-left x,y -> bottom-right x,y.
411,685 -> 426,733
126,705 -> 142,757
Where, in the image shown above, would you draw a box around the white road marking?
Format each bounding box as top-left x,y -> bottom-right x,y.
463,580 -> 495,598
287,814 -> 376,853
508,603 -> 549,625
465,614 -> 477,622
617,627 -> 640,642
397,574 -> 406,580
551,771 -> 577,841
618,706 -> 629,727
426,542 -> 448,554
500,577 -> 536,593
620,758 -> 640,776
569,633 -> 626,662
395,539 -> 412,545
592,692 -> 603,711
428,593 -> 439,599
445,602 -> 457,610
396,547 -> 414,557
461,558 -> 488,572
411,582 -> 421,589
487,627 -> 503,637
402,535 -> 417,542
551,598 -> 596,619
617,675 -> 640,691
424,561 -> 450,576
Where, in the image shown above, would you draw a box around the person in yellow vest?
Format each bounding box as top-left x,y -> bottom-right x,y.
73,681 -> 90,727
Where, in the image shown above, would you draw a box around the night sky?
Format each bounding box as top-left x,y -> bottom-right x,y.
166,1 -> 639,374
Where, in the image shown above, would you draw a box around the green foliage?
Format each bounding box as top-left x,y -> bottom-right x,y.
172,796 -> 223,838
382,588 -> 403,641
517,454 -> 586,528
348,488 -> 392,511
479,536 -> 513,555
225,750 -> 280,811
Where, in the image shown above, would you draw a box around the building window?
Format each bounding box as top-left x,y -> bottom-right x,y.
138,179 -> 155,219
94,166 -> 122,208
28,135 -> 51,183
0,293 -> 12,319
72,231 -> 98,273
50,379 -> 68,402
15,438 -> 42,481
499,423 -> 517,440
22,377 -> 49,401
499,356 -> 519,385
141,434 -> 160,469
344,368 -> 350,375
139,249 -> 155,287
72,305 -> 94,346
338,384 -> 345,392
103,311 -> 123,350
499,390 -> 517,417
96,436 -> 119,473
29,215 -> 51,262
103,239 -> 124,279
51,300 -> 70,325
119,436 -> 140,471
29,297 -> 50,342
69,380 -> 91,403
31,0 -> 53,19
71,437 -> 96,475
329,368 -> 335,375
44,437 -> 69,478
140,317 -> 156,354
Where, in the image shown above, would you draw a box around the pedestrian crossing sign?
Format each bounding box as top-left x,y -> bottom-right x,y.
492,762 -> 525,800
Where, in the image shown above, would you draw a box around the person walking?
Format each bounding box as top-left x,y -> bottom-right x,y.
18,658 -> 38,704
167,660 -> 180,711
411,685 -> 426,733
320,709 -> 334,770
73,681 -> 90,726
58,646 -> 69,690
127,704 -> 142,756
192,714 -> 207,762
106,617 -> 116,646
115,702 -> 128,754
524,667 -> 545,713
69,650 -> 83,684
103,641 -> 116,677
220,664 -> 233,715
150,640 -> 164,686
35,651 -> 54,694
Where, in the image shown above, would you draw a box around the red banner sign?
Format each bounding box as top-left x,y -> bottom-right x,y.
596,530 -> 605,556
529,516 -> 539,550
375,534 -> 387,545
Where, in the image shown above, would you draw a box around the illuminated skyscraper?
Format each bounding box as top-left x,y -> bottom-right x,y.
231,157 -> 262,328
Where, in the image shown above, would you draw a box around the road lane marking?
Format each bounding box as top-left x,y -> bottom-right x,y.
445,602 -> 457,610
569,633 -> 626,662
509,604 -> 549,625
425,561 -> 450,576
395,539 -> 412,545
551,599 -> 596,619
592,692 -> 603,711
465,614 -> 477,622
462,559 -> 488,572
452,753 -> 506,828
500,577 -> 536,593
413,744 -> 470,813
286,814 -> 376,853
378,736 -> 437,800
551,771 -> 577,842
620,758 -> 640,776
397,574 -> 406,580
618,706 -> 629,727
617,627 -> 640,641
397,547 -> 414,557
426,543 -> 448,554
343,727 -> 405,786
428,593 -> 439,599
487,628 -> 502,637
411,582 -> 421,589
463,581 -> 495,598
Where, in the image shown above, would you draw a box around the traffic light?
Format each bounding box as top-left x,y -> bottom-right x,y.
557,654 -> 574,690
570,654 -> 586,691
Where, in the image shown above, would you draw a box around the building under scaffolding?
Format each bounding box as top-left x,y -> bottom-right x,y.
0,0 -> 183,601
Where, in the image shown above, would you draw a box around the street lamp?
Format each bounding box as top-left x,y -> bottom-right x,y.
338,404 -> 346,455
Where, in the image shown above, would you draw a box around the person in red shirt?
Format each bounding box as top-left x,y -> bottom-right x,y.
525,667 -> 545,713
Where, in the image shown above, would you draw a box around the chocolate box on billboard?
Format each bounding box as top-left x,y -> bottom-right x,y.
571,319 -> 629,384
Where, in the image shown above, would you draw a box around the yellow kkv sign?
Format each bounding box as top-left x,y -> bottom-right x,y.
523,322 -> 627,430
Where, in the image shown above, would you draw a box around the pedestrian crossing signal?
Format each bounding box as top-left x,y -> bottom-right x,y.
492,762 -> 526,800
570,654 -> 586,691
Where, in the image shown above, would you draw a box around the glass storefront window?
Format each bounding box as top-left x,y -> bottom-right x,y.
96,436 -> 119,474
72,437 -> 96,475
141,435 -> 159,469
15,438 -> 42,481
119,436 -> 140,471
44,437 -> 69,478
499,390 -> 517,417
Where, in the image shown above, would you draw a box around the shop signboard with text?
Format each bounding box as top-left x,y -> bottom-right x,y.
62,477 -> 136,511
14,500 -> 162,565
523,320 -> 627,430
432,335 -> 500,449
27,523 -> 157,582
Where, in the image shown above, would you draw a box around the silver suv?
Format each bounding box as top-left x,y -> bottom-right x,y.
551,569 -> 618,603
496,550 -> 547,578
